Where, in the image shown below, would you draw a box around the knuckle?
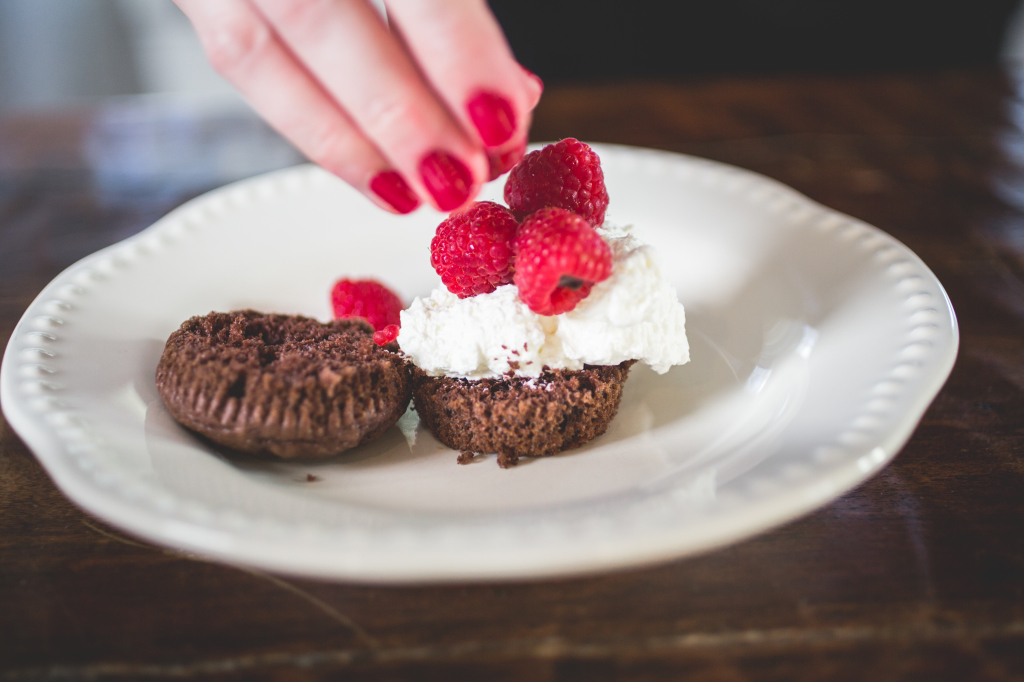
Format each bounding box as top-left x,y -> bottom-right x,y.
262,0 -> 334,35
304,123 -> 359,170
202,16 -> 271,75
305,126 -> 344,167
363,96 -> 424,144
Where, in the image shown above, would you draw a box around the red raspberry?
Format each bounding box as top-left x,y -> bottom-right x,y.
373,324 -> 400,346
513,207 -> 613,316
430,201 -> 519,298
504,138 -> 609,226
330,279 -> 403,331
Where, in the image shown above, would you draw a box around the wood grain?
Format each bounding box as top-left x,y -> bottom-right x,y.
2,69 -> 1023,681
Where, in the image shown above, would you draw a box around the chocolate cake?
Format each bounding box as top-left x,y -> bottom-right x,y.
156,310 -> 412,458
412,361 -> 634,468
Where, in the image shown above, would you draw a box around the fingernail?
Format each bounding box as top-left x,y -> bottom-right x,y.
370,170 -> 420,214
419,150 -> 473,211
487,142 -> 526,180
466,90 -> 516,147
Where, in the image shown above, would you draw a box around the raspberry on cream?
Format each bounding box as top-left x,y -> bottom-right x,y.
398,224 -> 689,379
430,201 -> 518,298
505,138 -> 609,225
514,207 -> 613,316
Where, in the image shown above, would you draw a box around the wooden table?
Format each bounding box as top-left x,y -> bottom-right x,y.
2,69 -> 1023,681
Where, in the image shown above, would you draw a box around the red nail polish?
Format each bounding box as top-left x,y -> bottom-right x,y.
487,142 -> 526,181
370,170 -> 419,214
419,151 -> 473,211
466,91 -> 516,147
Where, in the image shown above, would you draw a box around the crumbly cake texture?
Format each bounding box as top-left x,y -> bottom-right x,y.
412,361 -> 634,468
156,310 -> 412,458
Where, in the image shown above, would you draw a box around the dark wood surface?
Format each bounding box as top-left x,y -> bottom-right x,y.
2,69 -> 1023,681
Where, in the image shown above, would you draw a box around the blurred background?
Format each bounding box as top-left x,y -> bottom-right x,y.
2,0 -> 1021,196
3,0 -> 1022,258
1,0 -> 1022,111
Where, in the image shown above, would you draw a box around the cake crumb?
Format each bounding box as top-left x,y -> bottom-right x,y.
306,473 -> 321,482
457,451 -> 476,465
497,451 -> 520,468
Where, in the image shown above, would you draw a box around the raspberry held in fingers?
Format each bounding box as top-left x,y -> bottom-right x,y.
466,90 -> 517,147
513,207 -> 613,315
430,201 -> 519,298
420,151 -> 474,211
331,279 -> 403,331
370,170 -> 420,214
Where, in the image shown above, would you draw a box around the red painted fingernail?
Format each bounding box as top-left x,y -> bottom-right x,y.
370,170 -> 420,214
419,150 -> 473,211
487,142 -> 526,180
466,90 -> 516,147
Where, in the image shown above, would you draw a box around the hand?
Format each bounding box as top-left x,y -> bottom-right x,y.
175,0 -> 542,214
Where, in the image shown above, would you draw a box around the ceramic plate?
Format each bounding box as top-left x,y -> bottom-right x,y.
1,145 -> 957,582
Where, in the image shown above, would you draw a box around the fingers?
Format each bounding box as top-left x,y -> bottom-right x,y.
174,0 -> 420,214
521,66 -> 544,109
385,0 -> 538,177
251,0 -> 487,211
177,0 -> 543,214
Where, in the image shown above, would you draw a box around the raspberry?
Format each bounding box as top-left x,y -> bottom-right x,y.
330,279 -> 403,331
430,201 -> 519,298
373,324 -> 400,346
504,138 -> 609,226
513,207 -> 613,316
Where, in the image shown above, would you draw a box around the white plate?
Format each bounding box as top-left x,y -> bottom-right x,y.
1,145 -> 957,583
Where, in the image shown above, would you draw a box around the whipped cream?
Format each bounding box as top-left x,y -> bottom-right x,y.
399,224 -> 689,379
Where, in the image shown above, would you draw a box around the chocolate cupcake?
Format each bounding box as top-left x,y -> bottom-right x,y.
412,361 -> 634,468
156,310 -> 412,458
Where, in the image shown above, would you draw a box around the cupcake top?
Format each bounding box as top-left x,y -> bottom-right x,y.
156,310 -> 412,458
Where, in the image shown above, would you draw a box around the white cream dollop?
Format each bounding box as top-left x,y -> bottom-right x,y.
398,224 -> 689,379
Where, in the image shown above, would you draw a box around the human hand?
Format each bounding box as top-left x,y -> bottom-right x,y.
174,0 -> 542,214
